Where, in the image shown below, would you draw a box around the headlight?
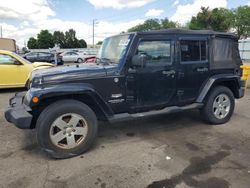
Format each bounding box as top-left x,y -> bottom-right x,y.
32,77 -> 43,87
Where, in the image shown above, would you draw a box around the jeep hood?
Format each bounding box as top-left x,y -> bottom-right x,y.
31,63 -> 115,87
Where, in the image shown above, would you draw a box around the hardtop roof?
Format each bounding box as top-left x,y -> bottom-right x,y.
130,29 -> 238,39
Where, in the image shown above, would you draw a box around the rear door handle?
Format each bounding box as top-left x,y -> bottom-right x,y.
196,67 -> 209,72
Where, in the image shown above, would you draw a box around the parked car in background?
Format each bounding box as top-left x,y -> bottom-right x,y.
82,51 -> 97,60
23,52 -> 63,65
60,51 -> 84,63
23,52 -> 54,63
61,50 -> 98,63
0,50 -> 54,89
84,56 -> 96,63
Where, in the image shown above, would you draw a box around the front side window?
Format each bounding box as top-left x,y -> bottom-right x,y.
136,40 -> 171,65
181,40 -> 207,62
0,54 -> 16,65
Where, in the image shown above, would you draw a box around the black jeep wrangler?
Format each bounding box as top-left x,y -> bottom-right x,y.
5,29 -> 245,158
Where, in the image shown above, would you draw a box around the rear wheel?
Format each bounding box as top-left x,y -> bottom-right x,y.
36,100 -> 98,159
201,86 -> 235,125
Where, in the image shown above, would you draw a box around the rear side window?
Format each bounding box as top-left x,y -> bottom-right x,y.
180,40 -> 207,62
38,53 -> 49,57
213,38 -> 232,62
136,40 -> 172,65
26,53 -> 37,58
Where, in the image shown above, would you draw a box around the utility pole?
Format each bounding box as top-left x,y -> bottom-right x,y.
0,26 -> 2,38
92,19 -> 98,48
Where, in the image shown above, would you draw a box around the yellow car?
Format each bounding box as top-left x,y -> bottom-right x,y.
0,50 -> 54,89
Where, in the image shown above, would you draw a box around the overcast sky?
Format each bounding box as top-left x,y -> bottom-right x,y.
0,0 -> 249,47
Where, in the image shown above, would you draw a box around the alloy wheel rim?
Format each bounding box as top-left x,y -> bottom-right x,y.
49,113 -> 88,149
212,94 -> 231,119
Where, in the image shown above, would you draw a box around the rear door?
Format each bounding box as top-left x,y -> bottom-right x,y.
177,37 -> 210,105
37,52 -> 46,62
62,52 -> 72,62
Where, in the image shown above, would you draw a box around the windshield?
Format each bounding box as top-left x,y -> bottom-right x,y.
96,34 -> 131,65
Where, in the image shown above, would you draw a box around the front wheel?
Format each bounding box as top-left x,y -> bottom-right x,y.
201,86 -> 235,125
36,100 -> 98,159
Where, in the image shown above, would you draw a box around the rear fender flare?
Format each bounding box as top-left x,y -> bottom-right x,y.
196,74 -> 241,103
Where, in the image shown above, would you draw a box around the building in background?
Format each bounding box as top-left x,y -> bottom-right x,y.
0,38 -> 17,52
239,39 -> 250,63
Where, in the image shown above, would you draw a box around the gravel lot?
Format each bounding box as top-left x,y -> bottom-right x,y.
0,89 -> 250,188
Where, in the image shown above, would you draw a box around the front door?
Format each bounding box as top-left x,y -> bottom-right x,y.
129,37 -> 177,111
0,54 -> 28,87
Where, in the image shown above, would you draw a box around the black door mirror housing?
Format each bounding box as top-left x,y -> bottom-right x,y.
13,60 -> 22,65
132,54 -> 147,68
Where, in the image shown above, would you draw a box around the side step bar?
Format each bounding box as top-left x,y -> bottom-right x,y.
108,103 -> 203,123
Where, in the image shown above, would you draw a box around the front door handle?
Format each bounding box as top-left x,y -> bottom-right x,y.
128,68 -> 137,74
162,70 -> 176,76
178,72 -> 185,78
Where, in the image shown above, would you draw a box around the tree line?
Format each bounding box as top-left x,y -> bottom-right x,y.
128,6 -> 250,39
28,29 -> 87,49
28,5 -> 250,49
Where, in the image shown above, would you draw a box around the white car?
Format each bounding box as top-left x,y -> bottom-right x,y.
61,51 -> 97,63
61,51 -> 84,63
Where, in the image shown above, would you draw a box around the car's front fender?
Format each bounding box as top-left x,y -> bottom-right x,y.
25,83 -> 114,119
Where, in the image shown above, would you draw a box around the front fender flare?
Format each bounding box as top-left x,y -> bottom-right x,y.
27,83 -> 114,118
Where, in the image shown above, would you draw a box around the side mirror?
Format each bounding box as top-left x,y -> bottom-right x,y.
132,54 -> 147,67
13,60 -> 22,65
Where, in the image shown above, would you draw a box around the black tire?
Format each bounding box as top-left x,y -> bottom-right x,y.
36,100 -> 98,159
201,86 -> 235,125
77,58 -> 83,63
25,80 -> 30,89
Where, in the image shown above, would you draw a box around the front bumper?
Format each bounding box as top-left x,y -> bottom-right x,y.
4,93 -> 33,129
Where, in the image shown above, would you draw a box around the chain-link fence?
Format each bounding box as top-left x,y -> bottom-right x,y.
239,39 -> 250,64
